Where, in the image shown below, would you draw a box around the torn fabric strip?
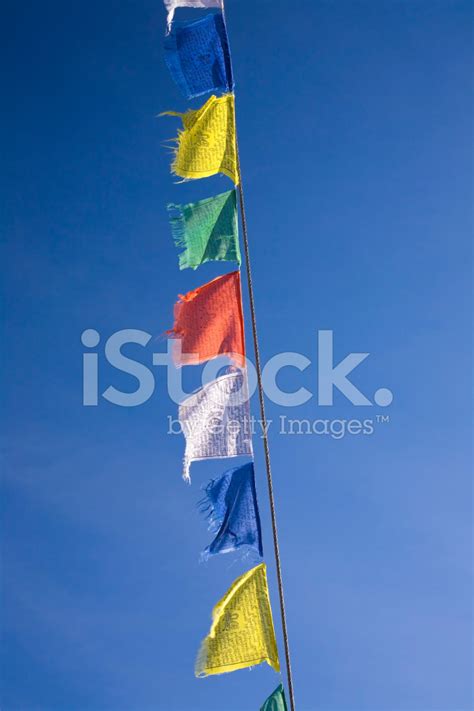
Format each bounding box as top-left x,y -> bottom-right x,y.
260,684 -> 289,711
164,13 -> 233,99
195,563 -> 280,676
162,94 -> 239,184
163,0 -> 223,33
199,461 -> 263,559
167,270 -> 245,368
179,370 -> 253,482
167,189 -> 240,270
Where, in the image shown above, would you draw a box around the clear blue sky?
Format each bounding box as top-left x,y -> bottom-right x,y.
2,1 -> 472,710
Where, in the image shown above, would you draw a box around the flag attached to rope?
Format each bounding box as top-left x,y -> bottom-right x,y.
195,562 -> 280,676
162,94 -> 239,184
163,0 -> 223,33
164,14 -> 233,99
260,684 -> 289,711
167,189 -> 240,270
179,370 -> 253,482
199,462 -> 263,559
167,270 -> 245,367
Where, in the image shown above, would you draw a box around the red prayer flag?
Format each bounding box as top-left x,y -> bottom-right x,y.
168,271 -> 245,367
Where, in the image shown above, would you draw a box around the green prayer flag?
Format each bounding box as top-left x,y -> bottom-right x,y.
167,189 -> 241,270
260,683 -> 288,711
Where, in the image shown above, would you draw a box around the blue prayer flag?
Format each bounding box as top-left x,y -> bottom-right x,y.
164,13 -> 234,99
199,462 -> 263,559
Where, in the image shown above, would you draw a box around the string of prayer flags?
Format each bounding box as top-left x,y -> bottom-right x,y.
195,563 -> 280,677
199,462 -> 263,559
162,94 -> 239,184
260,684 -> 289,711
167,270 -> 245,368
167,189 -> 240,270
164,13 -> 233,99
163,0 -> 223,33
160,3 -> 287,700
179,370 -> 253,482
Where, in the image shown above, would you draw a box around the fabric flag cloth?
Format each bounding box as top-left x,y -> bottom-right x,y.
167,270 -> 245,368
167,189 -> 240,270
260,684 -> 289,711
164,13 -> 233,99
195,563 -> 280,676
199,462 -> 263,559
163,0 -> 223,33
179,369 -> 253,482
162,94 -> 239,184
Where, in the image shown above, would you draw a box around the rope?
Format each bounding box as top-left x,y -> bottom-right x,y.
220,6 -> 297,706
236,169 -> 297,711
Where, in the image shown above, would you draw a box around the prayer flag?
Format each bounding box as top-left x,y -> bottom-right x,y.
199,462 -> 263,558
164,13 -> 233,99
195,563 -> 280,676
162,94 -> 239,184
260,684 -> 289,711
167,270 -> 245,368
168,189 -> 240,270
163,0 -> 223,33
179,370 -> 253,482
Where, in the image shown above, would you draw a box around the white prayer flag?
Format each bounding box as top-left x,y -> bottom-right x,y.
178,370 -> 253,482
163,0 -> 223,33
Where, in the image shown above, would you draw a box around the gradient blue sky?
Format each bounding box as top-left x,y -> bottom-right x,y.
2,1 -> 472,710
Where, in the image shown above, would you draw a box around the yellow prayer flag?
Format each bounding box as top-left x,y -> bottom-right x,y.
195,563 -> 280,677
163,94 -> 239,185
